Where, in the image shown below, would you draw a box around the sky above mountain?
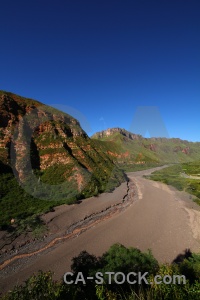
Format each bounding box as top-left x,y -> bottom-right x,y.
1,0 -> 200,141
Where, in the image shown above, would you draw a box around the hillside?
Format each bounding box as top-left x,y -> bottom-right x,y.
0,91 -> 125,228
92,128 -> 200,170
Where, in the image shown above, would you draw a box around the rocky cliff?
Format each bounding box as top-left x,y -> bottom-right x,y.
0,91 -> 125,205
92,127 -> 142,141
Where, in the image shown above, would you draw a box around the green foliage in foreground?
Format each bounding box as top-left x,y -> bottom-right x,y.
1,244 -> 200,300
148,162 -> 200,203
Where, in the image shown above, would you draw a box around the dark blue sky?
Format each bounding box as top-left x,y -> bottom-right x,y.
1,0 -> 200,141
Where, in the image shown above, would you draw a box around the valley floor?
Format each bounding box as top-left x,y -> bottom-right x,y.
1,166 -> 200,294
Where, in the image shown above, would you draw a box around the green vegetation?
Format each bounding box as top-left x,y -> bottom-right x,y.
181,161 -> 200,176
0,165 -> 63,230
0,154 -> 125,230
2,244 -> 200,299
148,162 -> 200,203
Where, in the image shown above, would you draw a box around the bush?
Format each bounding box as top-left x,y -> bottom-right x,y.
99,244 -> 159,288
3,246 -> 200,300
179,253 -> 200,283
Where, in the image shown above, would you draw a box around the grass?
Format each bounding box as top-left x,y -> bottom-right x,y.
0,171 -> 63,230
148,162 -> 200,203
0,154 -> 126,231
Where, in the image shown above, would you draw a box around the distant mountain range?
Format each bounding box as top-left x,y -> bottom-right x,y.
92,128 -> 200,170
1,90 -> 200,227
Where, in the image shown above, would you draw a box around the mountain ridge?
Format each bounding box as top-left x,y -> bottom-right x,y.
92,127 -> 195,143
91,127 -> 200,170
92,127 -> 142,141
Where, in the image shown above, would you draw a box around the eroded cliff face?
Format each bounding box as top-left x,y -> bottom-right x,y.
92,127 -> 142,140
0,91 -> 124,197
0,92 -> 85,170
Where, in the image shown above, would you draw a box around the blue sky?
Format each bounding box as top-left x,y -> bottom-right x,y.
1,0 -> 200,141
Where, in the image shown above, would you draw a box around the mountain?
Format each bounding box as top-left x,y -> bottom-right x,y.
92,128 -> 200,170
0,91 -> 125,228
